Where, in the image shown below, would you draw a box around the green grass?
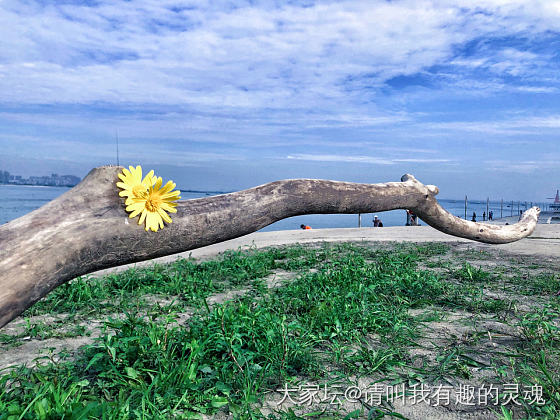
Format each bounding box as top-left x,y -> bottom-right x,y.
0,241 -> 559,419
452,262 -> 492,283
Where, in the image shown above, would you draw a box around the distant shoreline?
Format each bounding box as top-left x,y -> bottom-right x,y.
0,183 -> 230,194
177,188 -> 231,195
0,184 -> 73,188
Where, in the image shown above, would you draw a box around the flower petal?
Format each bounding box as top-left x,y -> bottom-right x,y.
157,208 -> 172,223
161,190 -> 181,199
129,208 -> 142,218
126,202 -> 145,212
146,212 -> 160,232
160,203 -> 177,213
160,181 -> 175,194
142,170 -> 155,186
139,210 -> 147,226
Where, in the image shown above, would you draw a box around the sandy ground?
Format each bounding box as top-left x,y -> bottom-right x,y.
92,224 -> 560,277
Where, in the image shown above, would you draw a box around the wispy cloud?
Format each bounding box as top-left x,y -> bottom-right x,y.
287,154 -> 395,165
286,154 -> 452,165
421,114 -> 560,135
484,159 -> 559,174
0,0 -> 559,198
392,158 -> 452,163
2,0 -> 559,108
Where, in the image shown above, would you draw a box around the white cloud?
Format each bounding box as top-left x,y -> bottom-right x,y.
1,0 -> 558,108
484,159 -> 558,174
287,153 -> 395,165
422,114 -> 560,135
392,158 -> 451,163
286,154 -> 452,165
1,0 -> 560,179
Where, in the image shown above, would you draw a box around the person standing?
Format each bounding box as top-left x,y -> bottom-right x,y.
472,212 -> 477,222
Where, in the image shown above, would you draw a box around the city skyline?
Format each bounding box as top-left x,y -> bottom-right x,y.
0,169 -> 81,187
1,1 -> 559,201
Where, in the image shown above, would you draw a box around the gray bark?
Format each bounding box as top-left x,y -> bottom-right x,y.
0,166 -> 540,328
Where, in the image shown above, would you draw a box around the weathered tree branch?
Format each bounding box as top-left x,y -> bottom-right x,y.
0,166 -> 539,328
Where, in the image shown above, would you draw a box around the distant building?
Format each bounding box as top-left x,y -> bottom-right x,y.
0,169 -> 80,187
0,170 -> 10,184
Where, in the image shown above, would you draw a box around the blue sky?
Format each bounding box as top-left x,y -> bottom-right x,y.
0,0 -> 559,201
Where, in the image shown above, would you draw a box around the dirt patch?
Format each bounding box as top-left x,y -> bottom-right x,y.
0,314 -> 113,369
206,289 -> 248,306
0,336 -> 95,370
262,269 -> 298,289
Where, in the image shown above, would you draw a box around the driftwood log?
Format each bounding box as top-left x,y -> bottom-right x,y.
0,166 -> 540,328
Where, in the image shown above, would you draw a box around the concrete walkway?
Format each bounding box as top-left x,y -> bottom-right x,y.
92,224 -> 560,277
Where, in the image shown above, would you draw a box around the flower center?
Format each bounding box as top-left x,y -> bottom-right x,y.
145,196 -> 161,212
132,185 -> 148,199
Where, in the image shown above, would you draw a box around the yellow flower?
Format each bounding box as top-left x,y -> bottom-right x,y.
125,176 -> 181,232
116,165 -> 156,204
